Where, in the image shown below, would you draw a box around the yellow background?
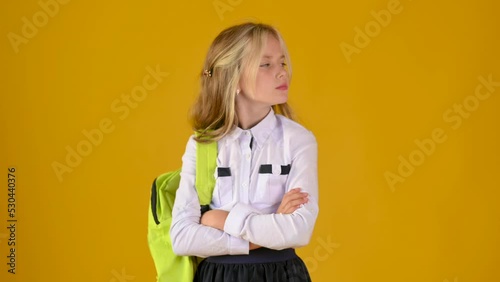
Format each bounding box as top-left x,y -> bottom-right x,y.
1,0 -> 499,281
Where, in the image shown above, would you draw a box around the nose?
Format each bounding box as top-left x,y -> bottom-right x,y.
276,68 -> 287,79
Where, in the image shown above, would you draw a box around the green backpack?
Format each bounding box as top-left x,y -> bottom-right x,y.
148,141 -> 217,282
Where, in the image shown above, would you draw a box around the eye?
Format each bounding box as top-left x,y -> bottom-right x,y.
281,62 -> 287,67
259,63 -> 270,67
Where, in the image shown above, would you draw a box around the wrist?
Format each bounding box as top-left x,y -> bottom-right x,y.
200,209 -> 229,230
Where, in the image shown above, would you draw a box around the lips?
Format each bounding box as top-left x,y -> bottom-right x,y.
276,84 -> 288,90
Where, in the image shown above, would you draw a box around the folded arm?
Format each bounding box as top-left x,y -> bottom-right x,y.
223,132 -> 319,250
201,188 -> 309,249
169,136 -> 249,257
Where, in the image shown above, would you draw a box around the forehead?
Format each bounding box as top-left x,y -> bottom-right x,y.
261,35 -> 284,58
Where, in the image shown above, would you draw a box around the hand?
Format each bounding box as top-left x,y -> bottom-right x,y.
202,210 -> 262,250
249,242 -> 261,250
250,189 -> 307,251
200,209 -> 229,230
276,188 -> 309,214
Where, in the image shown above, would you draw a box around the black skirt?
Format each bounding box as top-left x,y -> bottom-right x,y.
194,248 -> 312,282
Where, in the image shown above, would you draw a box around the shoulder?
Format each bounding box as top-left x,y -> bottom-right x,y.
181,134 -> 199,161
276,115 -> 317,154
276,115 -> 316,145
185,134 -> 197,149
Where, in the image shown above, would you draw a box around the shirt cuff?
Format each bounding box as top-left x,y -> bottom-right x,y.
224,202 -> 260,238
228,234 -> 249,255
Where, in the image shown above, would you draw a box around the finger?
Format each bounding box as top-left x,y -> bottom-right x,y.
283,188 -> 301,198
287,197 -> 308,208
282,193 -> 308,205
282,190 -> 307,201
277,203 -> 295,214
279,192 -> 308,209
281,204 -> 302,214
287,188 -> 302,194
278,197 -> 308,214
288,200 -> 308,212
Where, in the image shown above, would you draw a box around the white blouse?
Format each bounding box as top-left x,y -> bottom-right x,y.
170,109 -> 319,258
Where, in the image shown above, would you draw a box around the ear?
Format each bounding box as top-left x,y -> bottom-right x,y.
236,82 -> 244,94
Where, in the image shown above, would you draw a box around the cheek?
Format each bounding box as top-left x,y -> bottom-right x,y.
252,72 -> 275,96
255,73 -> 272,89
251,76 -> 262,95
239,77 -> 252,95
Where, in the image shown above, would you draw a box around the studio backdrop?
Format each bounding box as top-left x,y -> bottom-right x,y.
1,0 -> 499,281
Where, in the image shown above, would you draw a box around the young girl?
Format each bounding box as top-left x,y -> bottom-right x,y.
170,22 -> 318,282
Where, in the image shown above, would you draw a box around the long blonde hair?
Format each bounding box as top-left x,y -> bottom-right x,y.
191,22 -> 294,143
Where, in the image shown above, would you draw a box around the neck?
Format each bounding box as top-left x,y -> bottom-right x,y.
236,104 -> 271,130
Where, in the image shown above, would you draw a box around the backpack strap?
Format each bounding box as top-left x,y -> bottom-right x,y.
195,141 -> 217,207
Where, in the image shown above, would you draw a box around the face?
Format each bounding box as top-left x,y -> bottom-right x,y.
238,34 -> 289,110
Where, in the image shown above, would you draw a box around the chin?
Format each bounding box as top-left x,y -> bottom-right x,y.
277,95 -> 288,104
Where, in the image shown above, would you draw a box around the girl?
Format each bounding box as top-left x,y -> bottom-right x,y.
170,22 -> 319,282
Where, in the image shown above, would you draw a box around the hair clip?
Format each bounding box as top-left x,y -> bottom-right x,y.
203,69 -> 212,77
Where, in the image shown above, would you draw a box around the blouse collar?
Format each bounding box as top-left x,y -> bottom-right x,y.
224,108 -> 277,149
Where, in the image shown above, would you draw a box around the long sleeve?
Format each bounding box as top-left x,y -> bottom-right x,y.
223,127 -> 319,250
169,136 -> 249,257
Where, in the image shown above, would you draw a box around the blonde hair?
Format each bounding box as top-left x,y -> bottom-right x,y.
190,22 -> 294,143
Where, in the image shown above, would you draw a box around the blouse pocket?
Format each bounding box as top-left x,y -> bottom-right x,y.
212,167 -> 233,208
255,164 -> 290,206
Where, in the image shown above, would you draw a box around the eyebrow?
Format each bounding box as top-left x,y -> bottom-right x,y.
262,55 -> 285,59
